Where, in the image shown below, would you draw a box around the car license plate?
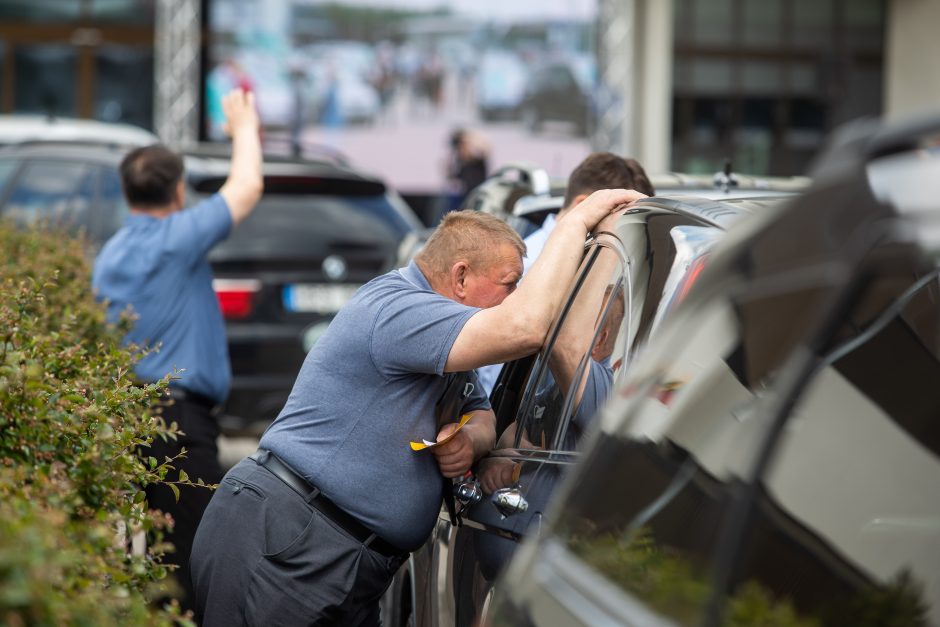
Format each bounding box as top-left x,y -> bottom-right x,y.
283,284 -> 360,314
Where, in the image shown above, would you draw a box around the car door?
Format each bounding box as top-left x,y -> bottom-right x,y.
381,202 -> 740,627
442,234 -> 631,627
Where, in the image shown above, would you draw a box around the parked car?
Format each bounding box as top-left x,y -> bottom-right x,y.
0,140 -> 423,436
476,50 -> 529,122
380,189 -> 801,627
458,162 -> 810,239
0,114 -> 158,148
484,115 -> 940,625
519,54 -> 596,136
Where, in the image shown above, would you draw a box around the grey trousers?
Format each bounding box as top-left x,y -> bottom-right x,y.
191,457 -> 406,626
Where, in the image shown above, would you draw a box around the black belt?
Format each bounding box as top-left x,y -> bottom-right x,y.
166,387 -> 221,415
248,449 -> 405,559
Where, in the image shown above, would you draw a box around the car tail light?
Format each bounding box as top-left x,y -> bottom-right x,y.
675,255 -> 709,305
213,279 -> 262,320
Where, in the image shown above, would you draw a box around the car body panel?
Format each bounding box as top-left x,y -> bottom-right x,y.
486,115 -> 940,627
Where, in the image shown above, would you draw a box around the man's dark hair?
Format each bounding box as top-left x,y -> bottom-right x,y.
563,152 -> 656,207
119,144 -> 185,208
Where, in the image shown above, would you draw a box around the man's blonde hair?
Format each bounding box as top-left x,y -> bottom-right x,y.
415,210 -> 525,277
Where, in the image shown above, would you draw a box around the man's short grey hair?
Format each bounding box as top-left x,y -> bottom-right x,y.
415,210 -> 525,277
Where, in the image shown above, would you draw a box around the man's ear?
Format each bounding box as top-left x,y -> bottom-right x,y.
450,261 -> 470,299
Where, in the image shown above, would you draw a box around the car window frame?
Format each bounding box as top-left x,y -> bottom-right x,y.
508,235 -> 629,454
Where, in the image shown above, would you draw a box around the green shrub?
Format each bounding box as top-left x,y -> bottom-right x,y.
0,223 -> 193,626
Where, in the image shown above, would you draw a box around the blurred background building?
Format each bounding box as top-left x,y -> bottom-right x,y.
0,0 -> 937,200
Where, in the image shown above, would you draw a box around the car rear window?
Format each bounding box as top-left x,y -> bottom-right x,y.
204,193 -> 408,261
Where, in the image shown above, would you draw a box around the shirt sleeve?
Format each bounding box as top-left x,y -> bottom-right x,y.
163,194 -> 233,267
571,359 -> 614,431
370,287 -> 480,376
462,369 -> 491,413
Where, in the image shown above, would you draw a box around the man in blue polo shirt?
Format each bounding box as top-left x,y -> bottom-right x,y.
92,88 -> 263,610
191,187 -> 644,625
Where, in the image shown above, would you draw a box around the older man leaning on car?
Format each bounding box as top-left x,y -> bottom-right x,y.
191,188 -> 645,626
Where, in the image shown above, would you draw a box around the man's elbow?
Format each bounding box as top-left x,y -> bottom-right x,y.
245,177 -> 264,203
508,309 -> 551,355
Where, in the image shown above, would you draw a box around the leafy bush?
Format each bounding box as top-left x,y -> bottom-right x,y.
0,223 -> 192,626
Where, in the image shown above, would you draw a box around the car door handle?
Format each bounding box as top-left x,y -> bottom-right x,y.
492,487 -> 529,519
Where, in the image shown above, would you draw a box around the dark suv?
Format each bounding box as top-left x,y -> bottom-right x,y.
0,140 -> 422,435
484,116 -> 940,625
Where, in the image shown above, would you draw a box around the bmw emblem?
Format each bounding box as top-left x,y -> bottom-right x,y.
322,255 -> 348,281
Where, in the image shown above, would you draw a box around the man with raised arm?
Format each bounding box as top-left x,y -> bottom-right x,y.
93,88 -> 263,611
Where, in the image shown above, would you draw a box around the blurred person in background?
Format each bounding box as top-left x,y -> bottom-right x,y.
446,127 -> 490,214
92,88 -> 263,611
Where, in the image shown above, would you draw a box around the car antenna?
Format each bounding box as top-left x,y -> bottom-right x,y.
714,158 -> 739,193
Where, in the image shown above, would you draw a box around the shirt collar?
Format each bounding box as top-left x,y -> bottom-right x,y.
400,260 -> 433,291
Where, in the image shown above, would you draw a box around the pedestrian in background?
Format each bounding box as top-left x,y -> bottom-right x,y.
447,127 -> 490,209
92,88 -> 263,611
191,188 -> 644,626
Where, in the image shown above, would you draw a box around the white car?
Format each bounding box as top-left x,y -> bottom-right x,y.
0,114 -> 158,147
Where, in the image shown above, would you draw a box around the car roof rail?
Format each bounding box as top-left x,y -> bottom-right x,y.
184,141 -> 351,167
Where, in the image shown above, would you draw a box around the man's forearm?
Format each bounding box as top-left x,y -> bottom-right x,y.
505,215 -> 590,332
222,125 -> 263,224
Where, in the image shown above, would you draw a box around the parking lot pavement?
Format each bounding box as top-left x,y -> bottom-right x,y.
218,434 -> 260,471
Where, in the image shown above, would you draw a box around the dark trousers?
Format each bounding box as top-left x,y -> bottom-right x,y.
144,393 -> 223,612
191,457 -> 405,626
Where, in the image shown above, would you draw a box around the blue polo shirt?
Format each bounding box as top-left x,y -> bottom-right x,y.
92,194 -> 233,403
260,260 -> 490,551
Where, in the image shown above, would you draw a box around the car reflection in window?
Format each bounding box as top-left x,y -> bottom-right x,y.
468,239 -> 629,581
553,260 -> 939,626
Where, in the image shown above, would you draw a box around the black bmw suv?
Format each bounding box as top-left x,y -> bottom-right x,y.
0,140 -> 423,436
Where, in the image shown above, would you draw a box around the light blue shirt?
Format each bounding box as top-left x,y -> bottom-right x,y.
260,260 -> 490,550
522,212 -> 556,274
92,194 -> 233,403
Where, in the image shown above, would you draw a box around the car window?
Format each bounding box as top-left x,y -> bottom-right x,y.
550,261 -> 843,625
92,165 -> 129,242
2,160 -> 96,233
513,238 -> 629,453
207,193 -> 405,261
731,269 -> 940,626
0,159 -> 19,197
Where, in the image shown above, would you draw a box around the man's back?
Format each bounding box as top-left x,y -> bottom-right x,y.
93,194 -> 232,402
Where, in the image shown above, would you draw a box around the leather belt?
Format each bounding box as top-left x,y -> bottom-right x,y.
248,449 -> 405,559
166,387 -> 221,417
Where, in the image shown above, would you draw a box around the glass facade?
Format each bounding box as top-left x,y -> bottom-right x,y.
672,0 -> 886,177
0,0 -> 154,127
